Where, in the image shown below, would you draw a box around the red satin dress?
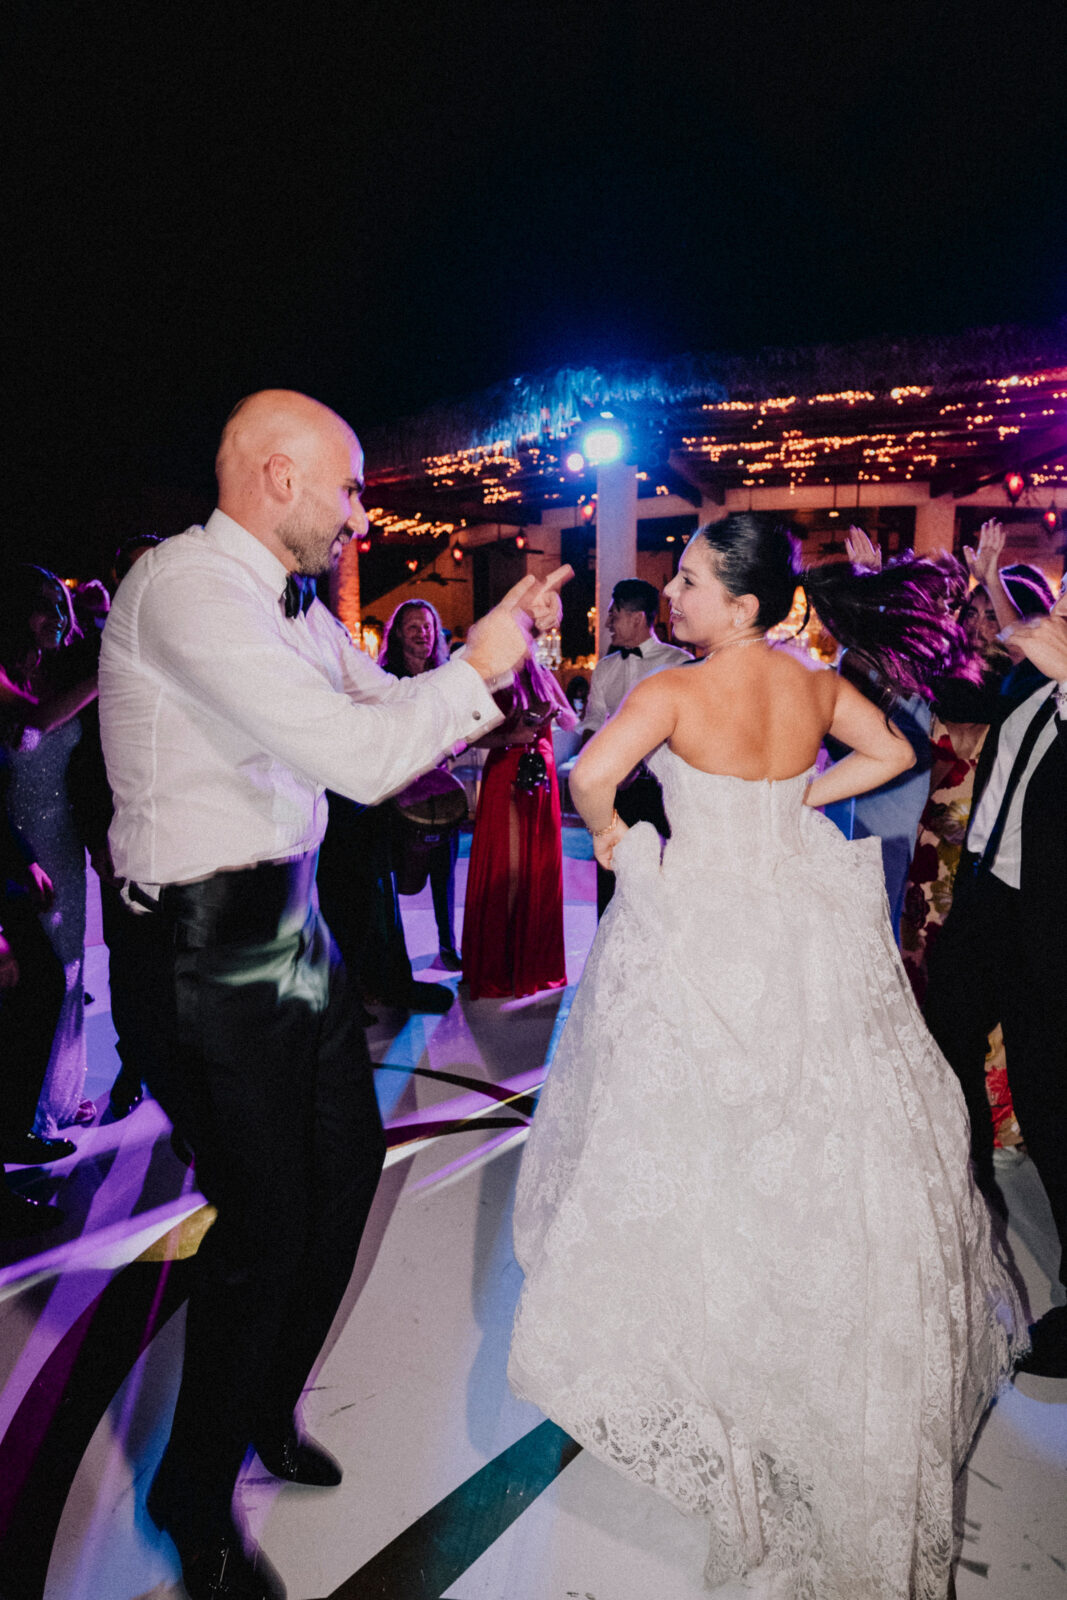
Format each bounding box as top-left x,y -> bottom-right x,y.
461,722 -> 567,1001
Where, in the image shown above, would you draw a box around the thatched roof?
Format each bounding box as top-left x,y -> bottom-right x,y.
366,321 -> 1067,475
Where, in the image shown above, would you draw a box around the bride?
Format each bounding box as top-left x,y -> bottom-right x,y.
508,515 -> 1025,1600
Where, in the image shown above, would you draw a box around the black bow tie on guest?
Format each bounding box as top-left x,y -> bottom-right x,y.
282,574 -> 315,618
608,645 -> 643,660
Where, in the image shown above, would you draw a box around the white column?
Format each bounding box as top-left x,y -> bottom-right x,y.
595,460 -> 638,652
914,496 -> 956,557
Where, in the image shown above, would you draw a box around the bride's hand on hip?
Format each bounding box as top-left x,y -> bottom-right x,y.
591,813 -> 629,871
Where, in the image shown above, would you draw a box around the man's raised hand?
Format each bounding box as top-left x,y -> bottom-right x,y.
463,566 -> 572,683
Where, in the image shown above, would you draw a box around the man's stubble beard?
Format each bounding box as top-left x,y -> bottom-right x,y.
275,510 -> 341,577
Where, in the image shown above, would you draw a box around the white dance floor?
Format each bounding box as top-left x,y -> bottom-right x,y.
0,848 -> 1064,1600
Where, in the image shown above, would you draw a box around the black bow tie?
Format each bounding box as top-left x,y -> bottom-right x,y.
282,574 -> 315,618
609,645 -> 643,660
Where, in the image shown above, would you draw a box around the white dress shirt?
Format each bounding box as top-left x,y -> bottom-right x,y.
580,634 -> 691,735
967,679 -> 1062,888
100,510 -> 502,885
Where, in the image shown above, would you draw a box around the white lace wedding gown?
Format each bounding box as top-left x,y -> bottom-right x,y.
509,747 -> 1025,1600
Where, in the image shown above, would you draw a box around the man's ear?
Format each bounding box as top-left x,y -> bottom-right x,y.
265,452 -> 296,502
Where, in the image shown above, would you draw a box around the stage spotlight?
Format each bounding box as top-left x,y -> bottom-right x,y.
1043,505 -> 1059,532
357,536 -> 372,553
1004,471 -> 1026,504
515,533 -> 526,550
451,544 -> 464,563
565,449 -> 586,473
406,558 -> 418,572
582,424 -> 625,466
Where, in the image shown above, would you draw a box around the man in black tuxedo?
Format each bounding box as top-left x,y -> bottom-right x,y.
923,577 -> 1067,1379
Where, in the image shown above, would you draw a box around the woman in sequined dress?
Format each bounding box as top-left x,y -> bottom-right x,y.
0,567 -> 98,1135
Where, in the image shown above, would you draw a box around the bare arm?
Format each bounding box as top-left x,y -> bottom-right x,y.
804,677 -> 917,809
0,668 -> 98,735
571,675 -> 678,866
964,520 -> 1025,653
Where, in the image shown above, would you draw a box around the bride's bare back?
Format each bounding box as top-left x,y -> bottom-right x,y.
665,645 -> 837,781
571,640 -> 916,854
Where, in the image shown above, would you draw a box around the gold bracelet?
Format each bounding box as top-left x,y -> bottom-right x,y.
590,810 -> 620,837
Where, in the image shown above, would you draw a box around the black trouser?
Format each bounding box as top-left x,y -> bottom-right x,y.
427,830 -> 459,954
923,859 -> 1067,1293
127,854 -> 386,1534
318,796 -> 413,1001
595,770 -> 670,919
0,900 -> 65,1142
99,877 -> 158,1087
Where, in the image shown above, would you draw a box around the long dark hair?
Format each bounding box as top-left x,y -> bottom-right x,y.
698,514 -> 976,701
0,564 -> 78,680
381,599 -> 449,678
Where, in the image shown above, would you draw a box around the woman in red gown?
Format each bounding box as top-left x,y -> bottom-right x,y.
462,655 -> 577,999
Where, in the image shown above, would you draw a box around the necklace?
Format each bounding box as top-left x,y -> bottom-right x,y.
703,634 -> 766,661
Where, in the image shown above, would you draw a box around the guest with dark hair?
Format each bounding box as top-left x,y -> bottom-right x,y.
0,567 -> 98,1138
113,532 -> 166,589
925,530 -> 1067,1379
462,653 -> 578,999
0,798 -> 69,1228
510,511 -> 1021,1597
0,667 -> 73,1188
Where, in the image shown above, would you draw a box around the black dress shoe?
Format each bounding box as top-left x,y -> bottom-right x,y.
388,980 -> 454,1014
107,1071 -> 144,1120
437,946 -> 463,971
0,1131 -> 77,1164
0,1191 -> 65,1237
148,1482 -> 285,1600
255,1427 -> 342,1487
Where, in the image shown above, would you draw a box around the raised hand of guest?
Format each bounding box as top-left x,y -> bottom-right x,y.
1009,602 -> 1067,681
963,519 -> 1006,589
845,526 -> 881,570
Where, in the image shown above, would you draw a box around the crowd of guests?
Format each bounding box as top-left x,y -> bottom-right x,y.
2,520 -> 1065,1386
0,536 -> 165,1233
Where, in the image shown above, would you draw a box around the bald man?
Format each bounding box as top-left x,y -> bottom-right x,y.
100,391 -> 567,1600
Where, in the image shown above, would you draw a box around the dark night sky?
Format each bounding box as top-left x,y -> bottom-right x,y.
7,0 -> 1067,570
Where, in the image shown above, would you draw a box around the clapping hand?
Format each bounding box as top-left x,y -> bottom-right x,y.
963,519 -> 1006,589
845,526 -> 881,571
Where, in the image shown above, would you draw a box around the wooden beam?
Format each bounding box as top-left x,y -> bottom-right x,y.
930,421 -> 1067,499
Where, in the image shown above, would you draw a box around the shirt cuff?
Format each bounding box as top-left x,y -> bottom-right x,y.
439,656 -> 506,737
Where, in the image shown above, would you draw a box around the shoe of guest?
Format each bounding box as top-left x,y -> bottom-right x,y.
69,1099 -> 97,1127
107,1071 -> 144,1120
1016,1305 -> 1067,1379
404,980 -> 454,1013
255,1424 -> 343,1487
0,1191 -> 65,1238
0,1131 -> 77,1164
148,1481 -> 285,1600
437,946 -> 463,971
